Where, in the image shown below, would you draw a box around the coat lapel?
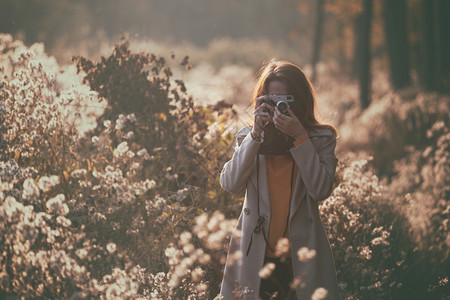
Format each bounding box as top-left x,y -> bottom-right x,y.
289,173 -> 307,220
289,128 -> 333,219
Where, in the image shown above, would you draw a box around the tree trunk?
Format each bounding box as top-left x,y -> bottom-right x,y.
336,20 -> 349,74
311,0 -> 325,83
420,0 -> 435,90
352,13 -> 363,78
358,0 -> 373,109
420,0 -> 450,92
383,0 -> 411,89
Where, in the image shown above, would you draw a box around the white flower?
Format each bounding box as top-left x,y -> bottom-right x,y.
182,244 -> 194,254
106,242 -> 117,254
179,231 -> 192,245
126,131 -> 135,140
164,246 -> 178,260
137,148 -> 150,159
258,262 -> 275,279
226,250 -> 243,267
115,119 -> 124,130
191,267 -> 204,282
76,249 -> 88,259
297,247 -> 316,262
134,179 -> 156,195
71,169 -> 87,179
114,142 -> 129,158
126,151 -> 135,159
22,178 -> 40,200
127,113 -> 136,122
311,287 -> 328,300
105,284 -> 121,298
57,216 -> 72,227
196,282 -> 207,292
38,175 -> 60,192
143,179 -> 156,190
274,237 -> 290,257
2,196 -> 24,221
195,214 -> 208,227
176,188 -> 189,202
35,212 -> 49,227
198,253 -> 211,264
359,246 -> 372,260
46,194 -> 69,216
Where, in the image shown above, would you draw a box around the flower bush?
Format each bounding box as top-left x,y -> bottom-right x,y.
338,89 -> 450,176
320,158 -> 416,299
0,34 -> 236,298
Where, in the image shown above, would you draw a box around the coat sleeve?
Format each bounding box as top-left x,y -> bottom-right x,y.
290,131 -> 338,201
220,128 -> 262,195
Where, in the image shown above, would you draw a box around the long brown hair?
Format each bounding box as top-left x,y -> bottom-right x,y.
252,59 -> 337,135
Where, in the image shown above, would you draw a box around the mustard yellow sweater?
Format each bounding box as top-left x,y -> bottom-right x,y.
265,137 -> 309,257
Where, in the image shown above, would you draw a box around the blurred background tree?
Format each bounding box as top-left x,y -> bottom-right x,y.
2,0 -> 449,101
418,0 -> 450,92
295,0 -> 450,107
383,0 -> 411,90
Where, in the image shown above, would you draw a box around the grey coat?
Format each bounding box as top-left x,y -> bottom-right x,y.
219,126 -> 340,300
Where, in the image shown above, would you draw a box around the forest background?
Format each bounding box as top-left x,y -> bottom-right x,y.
0,0 -> 449,299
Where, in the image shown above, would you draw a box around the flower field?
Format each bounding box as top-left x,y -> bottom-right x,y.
0,34 -> 448,299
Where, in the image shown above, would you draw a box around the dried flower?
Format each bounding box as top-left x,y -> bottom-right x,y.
297,247 -> 316,262
46,194 -> 69,216
258,262 -> 275,279
311,287 -> 328,300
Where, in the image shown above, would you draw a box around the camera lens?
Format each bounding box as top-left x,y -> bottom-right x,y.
277,102 -> 288,114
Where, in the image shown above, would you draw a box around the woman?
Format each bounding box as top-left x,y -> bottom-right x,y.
219,60 -> 340,300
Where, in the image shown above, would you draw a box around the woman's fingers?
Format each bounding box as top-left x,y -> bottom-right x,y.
255,96 -> 275,116
254,110 -> 271,117
273,108 -> 289,121
254,112 -> 272,125
273,108 -> 295,129
254,101 -> 274,130
273,116 -> 284,130
253,105 -> 272,136
272,107 -> 308,139
255,103 -> 275,114
255,95 -> 269,107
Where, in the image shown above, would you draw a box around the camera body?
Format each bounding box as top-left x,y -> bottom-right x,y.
262,94 -> 294,115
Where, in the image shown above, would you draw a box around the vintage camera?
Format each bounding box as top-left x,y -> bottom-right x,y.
259,95 -> 295,155
262,94 -> 294,115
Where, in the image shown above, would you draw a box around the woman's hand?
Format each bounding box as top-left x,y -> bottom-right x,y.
273,106 -> 308,140
251,96 -> 274,140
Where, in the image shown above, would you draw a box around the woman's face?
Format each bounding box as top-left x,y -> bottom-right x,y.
267,80 -> 288,95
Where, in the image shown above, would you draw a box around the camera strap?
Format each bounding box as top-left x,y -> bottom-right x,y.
246,154 -> 295,257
